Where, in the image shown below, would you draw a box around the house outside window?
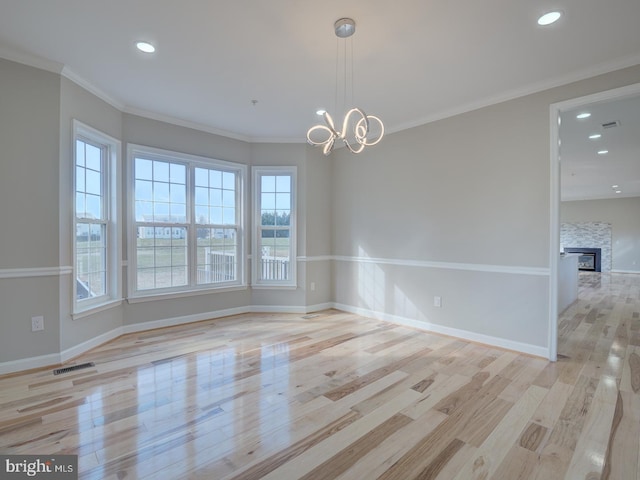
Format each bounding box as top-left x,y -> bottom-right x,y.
128,145 -> 245,298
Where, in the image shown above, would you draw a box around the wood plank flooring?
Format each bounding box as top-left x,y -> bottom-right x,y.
1,271 -> 640,479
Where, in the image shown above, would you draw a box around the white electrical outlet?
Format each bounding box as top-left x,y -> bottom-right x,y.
433,296 -> 442,308
310,282 -> 316,291
31,316 -> 44,331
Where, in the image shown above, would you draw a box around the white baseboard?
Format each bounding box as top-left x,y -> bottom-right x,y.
611,269 -> 640,275
0,300 -> 550,375
305,302 -> 335,313
333,302 -> 551,359
0,353 -> 61,376
249,303 -> 334,314
60,326 -> 124,363
122,306 -> 251,335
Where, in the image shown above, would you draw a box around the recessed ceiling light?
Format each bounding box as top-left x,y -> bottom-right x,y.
612,184 -> 619,188
589,134 -> 602,140
136,41 -> 156,53
576,112 -> 591,119
597,150 -> 609,155
615,190 -> 622,194
316,109 -> 326,116
538,11 -> 562,26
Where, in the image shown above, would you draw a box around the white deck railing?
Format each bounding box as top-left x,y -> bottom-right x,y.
199,251 -> 290,283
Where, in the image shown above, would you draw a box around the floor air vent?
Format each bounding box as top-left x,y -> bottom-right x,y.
302,314 -> 321,319
53,362 -> 95,375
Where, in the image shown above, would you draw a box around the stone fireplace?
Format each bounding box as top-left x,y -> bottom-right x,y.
560,222 -> 612,272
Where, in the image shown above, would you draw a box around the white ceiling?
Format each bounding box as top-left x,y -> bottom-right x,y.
5,2 -> 639,202
561,94 -> 640,201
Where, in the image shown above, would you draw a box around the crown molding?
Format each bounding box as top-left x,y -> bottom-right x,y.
0,45 -> 63,74
388,52 -> 640,136
60,66 -> 125,111
122,105 -> 251,143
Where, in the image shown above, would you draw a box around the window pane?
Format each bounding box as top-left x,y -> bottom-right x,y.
76,141 -> 85,167
154,202 -> 169,218
135,180 -> 152,201
137,268 -> 155,290
136,201 -> 152,221
86,169 -> 101,195
261,175 -> 275,192
85,144 -> 101,171
196,226 -> 237,284
154,182 -> 170,202
276,210 -> 290,226
170,184 -> 186,204
261,211 -> 275,226
276,175 -> 290,192
136,226 -> 188,290
86,194 -> 102,219
210,170 -> 222,189
155,247 -> 171,267
195,187 -> 209,205
262,193 -> 276,210
155,267 -> 172,288
210,189 -> 222,207
170,163 -> 185,184
170,203 -> 186,222
195,168 -> 208,187
136,159 -> 153,180
76,223 -> 89,242
76,193 -> 86,218
153,161 -> 169,182
172,267 -> 187,287
222,189 -> 235,207
259,233 -> 289,281
76,166 -> 85,192
76,221 -> 106,299
276,193 -> 290,209
90,223 -> 104,246
210,207 -> 222,224
222,171 -> 235,190
195,205 -> 208,224
223,207 -> 235,224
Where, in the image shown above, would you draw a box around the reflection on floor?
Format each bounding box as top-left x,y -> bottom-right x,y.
0,273 -> 638,479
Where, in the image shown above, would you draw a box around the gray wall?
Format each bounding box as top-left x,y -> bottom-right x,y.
0,59 -> 61,362
58,76 -> 124,352
2,53 -> 640,366
0,58 -> 329,367
331,64 -> 640,353
562,197 -> 640,272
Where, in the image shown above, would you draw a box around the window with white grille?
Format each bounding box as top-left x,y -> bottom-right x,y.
73,121 -> 121,314
129,145 -> 245,297
252,167 -> 296,287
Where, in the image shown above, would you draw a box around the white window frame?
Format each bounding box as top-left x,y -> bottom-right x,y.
73,120 -> 122,316
252,166 -> 297,288
127,144 -> 247,300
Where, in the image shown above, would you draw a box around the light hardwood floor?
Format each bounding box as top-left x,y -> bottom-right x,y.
1,272 -> 639,479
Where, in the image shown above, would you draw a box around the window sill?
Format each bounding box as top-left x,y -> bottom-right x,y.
127,284 -> 248,304
73,298 -> 123,320
251,284 -> 298,290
